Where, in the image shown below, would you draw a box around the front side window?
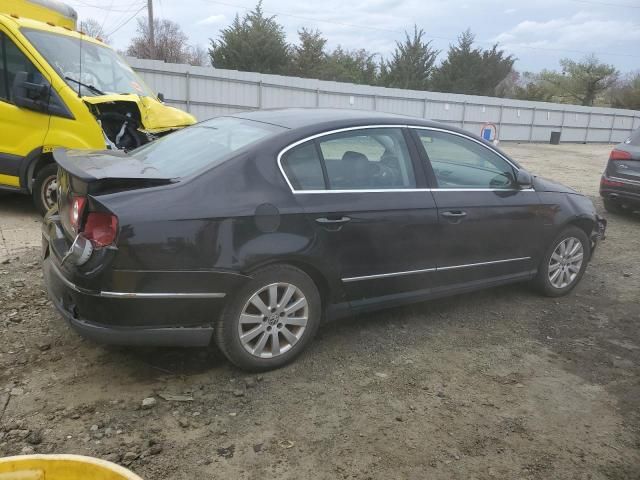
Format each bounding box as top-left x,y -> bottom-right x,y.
318,128 -> 416,190
0,32 -> 43,102
416,130 -> 516,189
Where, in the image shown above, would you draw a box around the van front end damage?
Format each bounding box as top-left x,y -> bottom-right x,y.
83,95 -> 196,151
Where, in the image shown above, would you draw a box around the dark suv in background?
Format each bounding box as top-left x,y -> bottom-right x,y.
600,128 -> 640,214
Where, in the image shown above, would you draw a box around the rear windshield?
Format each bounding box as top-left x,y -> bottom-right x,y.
624,128 -> 640,146
129,117 -> 286,177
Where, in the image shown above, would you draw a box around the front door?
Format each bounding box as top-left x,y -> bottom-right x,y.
0,30 -> 50,189
279,126 -> 439,311
411,128 -> 542,289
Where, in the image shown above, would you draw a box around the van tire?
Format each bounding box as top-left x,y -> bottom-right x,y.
33,164 -> 58,216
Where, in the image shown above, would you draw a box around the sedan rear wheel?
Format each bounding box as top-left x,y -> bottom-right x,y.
215,265 -> 321,371
535,226 -> 590,297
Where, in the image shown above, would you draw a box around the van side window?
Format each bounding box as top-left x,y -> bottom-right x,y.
0,33 -> 42,102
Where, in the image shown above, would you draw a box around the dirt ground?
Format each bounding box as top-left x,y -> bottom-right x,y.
1,143 -> 639,479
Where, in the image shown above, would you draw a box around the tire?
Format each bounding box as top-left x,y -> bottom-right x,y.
603,198 -> 625,215
534,226 -> 590,297
214,265 -> 322,371
32,163 -> 59,216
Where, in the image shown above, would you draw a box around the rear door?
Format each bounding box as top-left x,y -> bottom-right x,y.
411,127 -> 542,290
279,126 -> 439,310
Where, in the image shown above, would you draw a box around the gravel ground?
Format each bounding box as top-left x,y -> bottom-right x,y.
1,143 -> 639,479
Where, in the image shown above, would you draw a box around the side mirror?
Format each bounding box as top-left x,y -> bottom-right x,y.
157,92 -> 165,102
516,169 -> 533,189
12,71 -> 49,112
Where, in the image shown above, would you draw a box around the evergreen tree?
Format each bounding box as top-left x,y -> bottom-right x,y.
209,1 -> 290,74
290,28 -> 327,78
379,26 -> 438,90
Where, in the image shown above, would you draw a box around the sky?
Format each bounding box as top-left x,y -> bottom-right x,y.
66,0 -> 640,73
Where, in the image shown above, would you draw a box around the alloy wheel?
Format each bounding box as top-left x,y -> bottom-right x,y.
548,237 -> 584,289
238,282 -> 309,358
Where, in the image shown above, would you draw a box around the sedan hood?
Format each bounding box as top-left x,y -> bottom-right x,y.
54,148 -> 172,182
83,94 -> 196,133
533,176 -> 578,194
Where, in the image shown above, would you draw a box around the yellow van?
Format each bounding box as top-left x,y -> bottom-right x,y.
0,0 -> 196,214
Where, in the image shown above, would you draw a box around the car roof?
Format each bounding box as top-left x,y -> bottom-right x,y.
230,108 -> 448,130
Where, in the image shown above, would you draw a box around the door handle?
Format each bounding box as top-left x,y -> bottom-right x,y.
441,210 -> 467,218
315,216 -> 351,225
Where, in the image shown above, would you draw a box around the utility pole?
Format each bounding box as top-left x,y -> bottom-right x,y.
147,0 -> 154,59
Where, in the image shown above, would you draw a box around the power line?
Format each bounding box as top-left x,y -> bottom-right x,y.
200,0 -> 640,59
106,3 -> 146,36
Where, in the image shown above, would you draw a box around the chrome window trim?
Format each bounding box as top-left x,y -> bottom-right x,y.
277,124 -> 411,193
49,261 -> 226,299
277,124 -> 529,194
341,257 -> 531,283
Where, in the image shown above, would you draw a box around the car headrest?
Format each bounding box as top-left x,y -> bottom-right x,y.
341,151 -> 369,165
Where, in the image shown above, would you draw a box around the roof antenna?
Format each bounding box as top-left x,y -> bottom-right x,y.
77,29 -> 83,97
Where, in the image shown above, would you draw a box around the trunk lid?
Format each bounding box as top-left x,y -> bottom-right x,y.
53,148 -> 174,237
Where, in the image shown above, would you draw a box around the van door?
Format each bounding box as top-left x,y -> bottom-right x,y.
0,30 -> 51,189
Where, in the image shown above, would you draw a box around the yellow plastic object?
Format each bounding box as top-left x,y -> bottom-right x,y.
0,455 -> 143,480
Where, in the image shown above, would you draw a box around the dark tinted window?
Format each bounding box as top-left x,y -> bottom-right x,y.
624,128 -> 640,146
129,117 -> 285,178
317,128 -> 416,190
417,130 -> 516,189
1,32 -> 43,101
281,142 -> 325,190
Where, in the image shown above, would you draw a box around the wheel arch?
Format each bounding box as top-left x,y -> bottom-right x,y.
244,258 -> 333,309
20,147 -> 54,193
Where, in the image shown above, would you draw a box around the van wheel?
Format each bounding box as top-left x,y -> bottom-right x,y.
214,265 -> 322,371
33,164 -> 58,216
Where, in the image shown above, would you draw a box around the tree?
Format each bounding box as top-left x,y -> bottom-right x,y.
209,1 -> 290,74
188,45 -> 209,67
610,73 -> 640,110
379,26 -> 438,90
321,47 -> 378,85
126,18 -> 196,64
290,28 -> 327,78
431,29 -> 515,96
79,18 -> 109,43
499,71 -> 555,102
540,55 -> 618,106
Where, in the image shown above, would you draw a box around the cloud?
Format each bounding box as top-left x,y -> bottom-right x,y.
504,8 -> 517,14
197,14 -> 226,26
492,11 -> 640,58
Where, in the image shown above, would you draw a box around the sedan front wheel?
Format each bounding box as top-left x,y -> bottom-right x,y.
535,226 -> 590,297
215,265 -> 321,371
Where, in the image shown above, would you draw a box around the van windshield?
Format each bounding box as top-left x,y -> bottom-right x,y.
22,28 -> 154,97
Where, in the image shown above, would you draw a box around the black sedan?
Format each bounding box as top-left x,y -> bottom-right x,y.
43,109 -> 606,371
600,127 -> 640,214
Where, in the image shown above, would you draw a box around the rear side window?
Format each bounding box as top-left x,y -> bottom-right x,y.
280,142 -> 325,190
318,128 -> 415,190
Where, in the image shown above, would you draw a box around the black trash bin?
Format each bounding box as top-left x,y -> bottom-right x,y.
550,131 -> 561,145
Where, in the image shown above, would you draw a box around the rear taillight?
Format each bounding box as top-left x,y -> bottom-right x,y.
70,196 -> 86,233
601,176 -> 625,187
84,212 -> 118,247
609,149 -> 632,161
